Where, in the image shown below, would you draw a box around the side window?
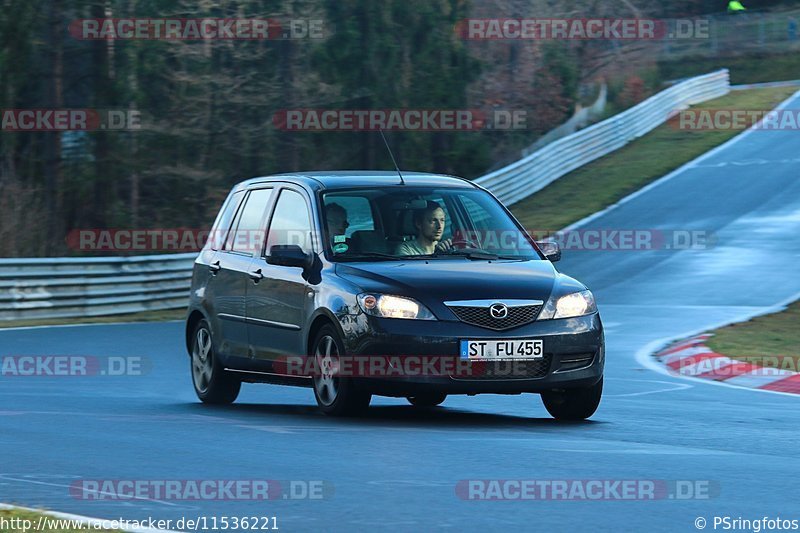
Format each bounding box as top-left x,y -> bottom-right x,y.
324,196 -> 375,237
228,189 -> 273,254
208,191 -> 243,251
266,189 -> 313,255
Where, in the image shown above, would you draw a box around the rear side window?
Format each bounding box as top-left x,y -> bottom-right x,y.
266,189 -> 314,255
208,191 -> 243,251
228,188 -> 273,254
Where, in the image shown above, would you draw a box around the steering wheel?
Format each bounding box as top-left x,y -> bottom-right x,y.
441,237 -> 482,252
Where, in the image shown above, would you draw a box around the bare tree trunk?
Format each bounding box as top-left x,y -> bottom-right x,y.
431,132 -> 446,173
279,39 -> 299,171
90,1 -> 111,228
128,0 -> 139,227
45,0 -> 64,254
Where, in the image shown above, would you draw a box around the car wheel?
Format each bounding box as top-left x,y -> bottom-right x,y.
312,324 -> 371,416
541,377 -> 603,420
407,393 -> 447,407
191,319 -> 241,404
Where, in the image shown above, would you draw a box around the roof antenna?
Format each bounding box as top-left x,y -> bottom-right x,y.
379,129 -> 405,185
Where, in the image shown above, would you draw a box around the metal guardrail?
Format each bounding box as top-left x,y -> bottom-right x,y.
0,70 -> 730,321
0,254 -> 196,321
487,83 -> 608,173
523,83 -> 608,156
475,69 -> 730,206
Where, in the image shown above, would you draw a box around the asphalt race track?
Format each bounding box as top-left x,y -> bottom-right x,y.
2,92 -> 800,532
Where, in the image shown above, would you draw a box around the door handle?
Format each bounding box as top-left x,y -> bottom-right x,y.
249,269 -> 264,283
209,261 -> 221,275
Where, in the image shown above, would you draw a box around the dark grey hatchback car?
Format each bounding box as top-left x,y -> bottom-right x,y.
186,172 -> 604,418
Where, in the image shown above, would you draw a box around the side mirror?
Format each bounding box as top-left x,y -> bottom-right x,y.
267,244 -> 312,269
536,241 -> 561,263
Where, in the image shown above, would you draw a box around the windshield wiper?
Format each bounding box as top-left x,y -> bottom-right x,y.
435,250 -> 499,260
338,252 -> 430,261
433,250 -> 535,261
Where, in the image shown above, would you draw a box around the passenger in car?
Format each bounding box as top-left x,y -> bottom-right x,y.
395,201 -> 453,255
325,203 -> 349,241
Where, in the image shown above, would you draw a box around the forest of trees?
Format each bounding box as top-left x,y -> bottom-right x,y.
0,0 -> 791,256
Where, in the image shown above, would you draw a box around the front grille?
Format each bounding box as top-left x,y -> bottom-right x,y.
450,356 -> 552,381
448,304 -> 542,331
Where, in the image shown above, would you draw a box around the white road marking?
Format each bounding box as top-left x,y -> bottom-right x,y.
603,378 -> 693,397
450,437 -> 741,455
0,475 -> 179,508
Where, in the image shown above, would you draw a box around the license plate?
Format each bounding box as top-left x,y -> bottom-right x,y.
460,339 -> 544,360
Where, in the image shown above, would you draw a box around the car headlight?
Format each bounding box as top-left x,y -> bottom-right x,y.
357,293 -> 436,320
539,290 -> 597,319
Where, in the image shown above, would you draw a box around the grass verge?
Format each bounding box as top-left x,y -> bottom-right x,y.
706,300 -> 800,370
0,507 -> 122,532
658,52 -> 800,86
509,86 -> 798,231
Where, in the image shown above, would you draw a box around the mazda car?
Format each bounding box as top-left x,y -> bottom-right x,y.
186,171 -> 604,419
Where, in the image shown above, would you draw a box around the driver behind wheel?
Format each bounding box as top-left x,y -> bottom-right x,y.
395,200 -> 453,255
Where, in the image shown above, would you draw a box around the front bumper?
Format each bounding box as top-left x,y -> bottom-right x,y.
339,312 -> 604,396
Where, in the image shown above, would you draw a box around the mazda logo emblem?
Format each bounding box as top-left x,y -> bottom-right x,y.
489,303 -> 508,319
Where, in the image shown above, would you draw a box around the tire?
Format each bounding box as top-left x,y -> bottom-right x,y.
311,324 -> 371,416
190,319 -> 241,404
407,393 -> 447,407
541,377 -> 603,420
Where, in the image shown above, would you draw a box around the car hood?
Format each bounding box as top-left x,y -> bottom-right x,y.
335,259 -> 570,304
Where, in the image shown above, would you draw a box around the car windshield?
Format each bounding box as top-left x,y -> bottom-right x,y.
320,186 -> 542,262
